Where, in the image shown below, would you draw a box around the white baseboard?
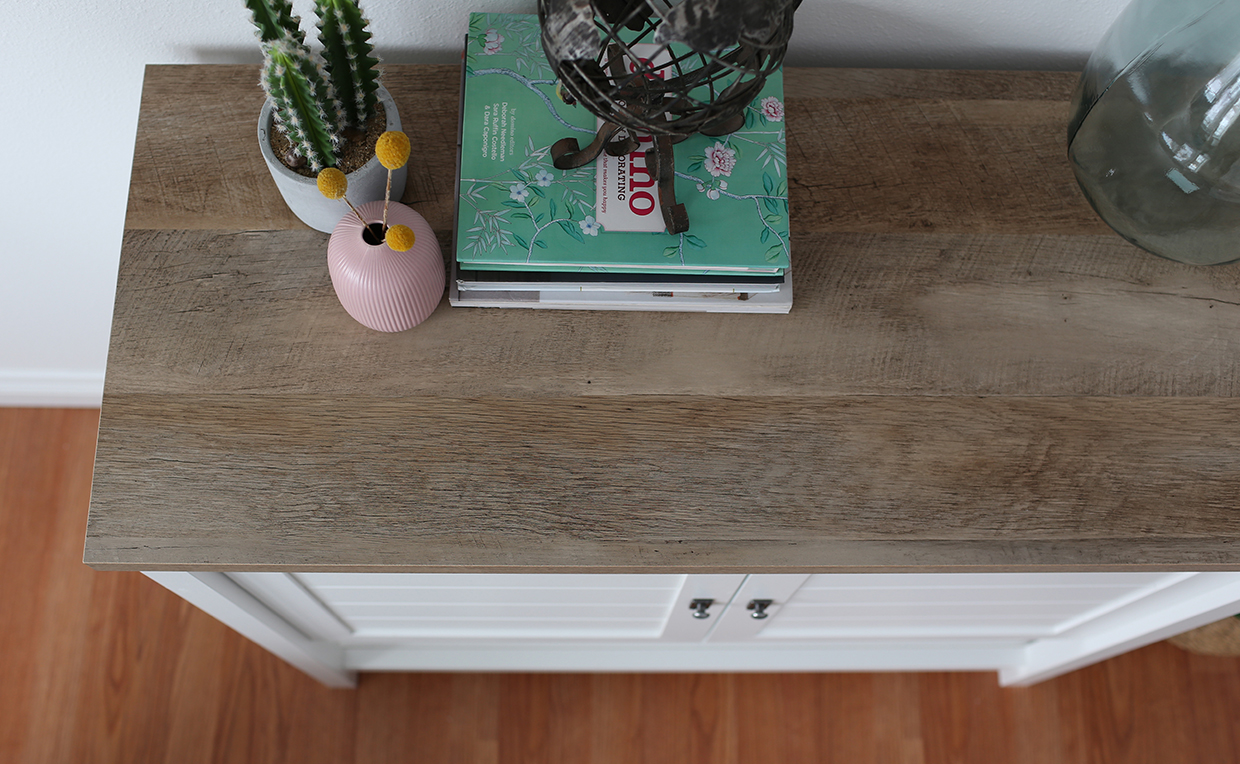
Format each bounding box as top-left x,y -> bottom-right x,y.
0,369 -> 105,407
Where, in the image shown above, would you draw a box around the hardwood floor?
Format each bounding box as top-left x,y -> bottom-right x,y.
4,407 -> 1240,764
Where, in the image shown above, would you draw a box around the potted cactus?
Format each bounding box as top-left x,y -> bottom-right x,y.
246,0 -> 407,232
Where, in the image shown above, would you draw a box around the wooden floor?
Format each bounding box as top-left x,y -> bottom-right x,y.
4,408 -> 1240,764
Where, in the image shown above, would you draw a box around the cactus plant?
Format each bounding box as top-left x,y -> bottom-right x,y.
314,0 -> 382,130
246,0 -> 384,170
260,37 -> 343,172
244,0 -> 304,43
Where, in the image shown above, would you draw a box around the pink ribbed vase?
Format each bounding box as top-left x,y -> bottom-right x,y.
327,201 -> 445,332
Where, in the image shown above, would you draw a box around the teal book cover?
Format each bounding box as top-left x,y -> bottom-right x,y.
455,12 -> 791,274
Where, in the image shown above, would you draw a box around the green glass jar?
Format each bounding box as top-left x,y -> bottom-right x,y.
1069,0 -> 1240,265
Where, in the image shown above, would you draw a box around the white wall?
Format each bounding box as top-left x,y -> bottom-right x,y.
0,0 -> 1127,406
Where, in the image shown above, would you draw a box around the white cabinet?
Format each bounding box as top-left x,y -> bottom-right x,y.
145,570 -> 1240,689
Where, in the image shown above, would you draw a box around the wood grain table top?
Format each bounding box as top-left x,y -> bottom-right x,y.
84,64 -> 1240,572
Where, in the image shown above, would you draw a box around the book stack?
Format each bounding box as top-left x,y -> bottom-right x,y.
449,12 -> 792,313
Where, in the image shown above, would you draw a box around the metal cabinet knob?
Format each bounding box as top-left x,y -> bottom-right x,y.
747,599 -> 774,619
689,598 -> 715,619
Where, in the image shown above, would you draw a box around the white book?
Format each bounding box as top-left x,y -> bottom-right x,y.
449,267 -> 793,314
455,272 -> 785,294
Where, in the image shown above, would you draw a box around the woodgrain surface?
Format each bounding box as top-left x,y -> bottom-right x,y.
11,409 -> 1240,763
104,229 -> 1240,398
89,65 -> 1240,571
125,65 -> 1100,236
88,394 -> 1240,571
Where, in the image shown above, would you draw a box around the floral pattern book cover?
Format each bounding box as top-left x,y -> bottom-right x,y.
456,13 -> 791,274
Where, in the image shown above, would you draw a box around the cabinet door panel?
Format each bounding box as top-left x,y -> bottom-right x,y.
301,586 -> 678,607
795,572 -> 1173,589
338,616 -> 672,638
788,584 -> 1164,606
296,573 -> 678,589
708,572 -> 1184,642
290,572 -> 745,642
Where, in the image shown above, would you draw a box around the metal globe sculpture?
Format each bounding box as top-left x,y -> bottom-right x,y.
538,0 -> 800,232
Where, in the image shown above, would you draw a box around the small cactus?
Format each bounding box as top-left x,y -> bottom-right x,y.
315,0 -> 382,130
244,0 -> 304,44
247,0 -> 385,171
261,37 -> 343,171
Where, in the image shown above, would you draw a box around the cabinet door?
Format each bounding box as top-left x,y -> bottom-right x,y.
706,572 -> 1186,642
278,572 -> 746,643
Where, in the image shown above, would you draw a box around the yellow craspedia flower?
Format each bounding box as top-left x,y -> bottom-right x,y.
376,131 -> 411,170
316,168 -> 348,200
385,224 -> 416,251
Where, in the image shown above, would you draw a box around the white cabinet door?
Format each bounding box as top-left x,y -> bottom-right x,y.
706,572 -> 1190,643
278,572 -> 746,643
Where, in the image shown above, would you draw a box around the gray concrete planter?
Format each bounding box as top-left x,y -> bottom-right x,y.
258,86 -> 407,233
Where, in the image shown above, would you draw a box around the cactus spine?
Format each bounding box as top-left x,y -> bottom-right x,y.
315,0 -> 382,129
261,38 -> 343,171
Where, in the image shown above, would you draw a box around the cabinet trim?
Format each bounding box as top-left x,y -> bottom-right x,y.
143,572 -> 356,688
1001,572 -> 1240,685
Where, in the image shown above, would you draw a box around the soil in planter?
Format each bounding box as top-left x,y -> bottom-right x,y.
270,102 -> 388,178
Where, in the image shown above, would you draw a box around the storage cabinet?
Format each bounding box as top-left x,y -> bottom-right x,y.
93,66 -> 1240,692
146,571 -> 1240,688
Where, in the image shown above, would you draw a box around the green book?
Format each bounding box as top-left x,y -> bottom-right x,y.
455,12 -> 791,274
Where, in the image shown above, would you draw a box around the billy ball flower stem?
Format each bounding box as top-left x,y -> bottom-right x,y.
375,130 -> 411,229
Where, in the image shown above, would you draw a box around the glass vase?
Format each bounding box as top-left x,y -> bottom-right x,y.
1069,0 -> 1240,265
